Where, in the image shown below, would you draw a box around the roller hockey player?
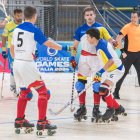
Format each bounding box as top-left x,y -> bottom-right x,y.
72,7 -> 117,122
86,28 -> 127,122
11,6 -> 72,135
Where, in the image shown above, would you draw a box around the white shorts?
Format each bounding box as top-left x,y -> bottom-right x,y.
13,60 -> 41,88
78,55 -> 101,77
102,67 -> 125,90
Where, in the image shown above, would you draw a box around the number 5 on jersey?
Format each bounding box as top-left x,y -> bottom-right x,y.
17,32 -> 24,47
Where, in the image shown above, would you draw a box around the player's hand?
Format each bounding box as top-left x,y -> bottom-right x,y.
69,46 -> 77,56
122,52 -> 127,58
5,15 -> 11,22
112,40 -> 118,49
92,82 -> 101,93
2,51 -> 8,59
93,68 -> 105,82
33,50 -> 39,60
70,56 -> 77,69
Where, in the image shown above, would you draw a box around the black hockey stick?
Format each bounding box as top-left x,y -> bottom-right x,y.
70,68 -> 76,112
49,80 -> 94,116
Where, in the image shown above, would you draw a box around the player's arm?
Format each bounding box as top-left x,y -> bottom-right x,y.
1,24 -> 8,51
10,44 -> 14,58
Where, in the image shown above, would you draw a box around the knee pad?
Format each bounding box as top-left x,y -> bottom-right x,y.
92,82 -> 101,93
99,83 -> 110,97
19,88 -> 33,101
75,79 -> 87,92
35,82 -> 50,101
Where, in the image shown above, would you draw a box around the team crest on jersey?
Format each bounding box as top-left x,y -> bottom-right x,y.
47,48 -> 58,56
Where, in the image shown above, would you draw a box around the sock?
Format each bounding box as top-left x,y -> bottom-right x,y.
112,96 -> 120,109
105,94 -> 113,108
38,97 -> 48,120
93,93 -> 101,105
17,88 -> 31,118
79,91 -> 86,105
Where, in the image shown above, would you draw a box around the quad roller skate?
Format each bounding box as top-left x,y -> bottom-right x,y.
36,117 -> 57,137
14,116 -> 34,134
91,105 -> 102,123
74,105 -> 87,122
99,107 -> 115,123
113,105 -> 127,119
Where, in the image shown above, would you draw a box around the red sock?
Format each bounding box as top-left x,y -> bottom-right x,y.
79,91 -> 86,105
112,96 -> 120,109
17,88 -> 31,118
38,96 -> 48,120
93,93 -> 101,105
105,94 -> 113,108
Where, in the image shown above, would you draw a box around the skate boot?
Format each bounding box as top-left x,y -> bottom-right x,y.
36,117 -> 57,136
101,107 -> 115,123
115,105 -> 127,116
15,116 -> 34,134
74,105 -> 87,122
91,105 -> 102,123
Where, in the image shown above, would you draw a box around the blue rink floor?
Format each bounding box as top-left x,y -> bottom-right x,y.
0,73 -> 140,140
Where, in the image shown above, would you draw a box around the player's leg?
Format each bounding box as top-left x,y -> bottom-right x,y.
29,80 -> 57,134
90,56 -> 102,121
74,56 -> 89,121
74,77 -> 87,121
7,48 -> 18,96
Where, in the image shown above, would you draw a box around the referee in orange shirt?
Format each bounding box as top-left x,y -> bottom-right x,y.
113,10 -> 140,99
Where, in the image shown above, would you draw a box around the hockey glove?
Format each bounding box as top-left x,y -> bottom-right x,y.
93,68 -> 105,82
2,51 -> 8,59
33,50 -> 39,60
70,56 -> 77,69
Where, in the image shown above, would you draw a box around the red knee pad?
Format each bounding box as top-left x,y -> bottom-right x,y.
19,88 -> 33,101
29,80 -> 50,100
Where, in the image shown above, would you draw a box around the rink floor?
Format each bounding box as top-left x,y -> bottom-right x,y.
0,73 -> 140,140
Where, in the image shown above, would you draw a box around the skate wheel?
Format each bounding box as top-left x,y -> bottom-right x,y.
78,118 -> 81,122
91,118 -> 94,122
15,128 -> 20,134
123,113 -> 127,116
36,131 -> 43,136
25,127 -> 34,133
83,116 -> 87,120
47,130 -> 56,136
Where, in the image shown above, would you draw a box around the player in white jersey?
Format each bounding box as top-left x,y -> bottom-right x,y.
10,6 -> 71,135
86,28 -> 127,122
72,6 -> 117,121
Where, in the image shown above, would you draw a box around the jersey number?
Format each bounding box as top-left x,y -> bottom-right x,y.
17,32 -> 24,47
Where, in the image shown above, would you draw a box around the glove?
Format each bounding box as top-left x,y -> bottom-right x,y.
5,15 -> 11,22
2,51 -> 8,59
70,56 -> 77,69
92,82 -> 101,93
33,50 -> 39,60
93,68 -> 105,82
69,46 -> 77,56
112,40 -> 118,49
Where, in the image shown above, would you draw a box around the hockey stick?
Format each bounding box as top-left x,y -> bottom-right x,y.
70,68 -> 76,112
0,2 -> 8,17
49,80 -> 94,116
0,59 -> 6,99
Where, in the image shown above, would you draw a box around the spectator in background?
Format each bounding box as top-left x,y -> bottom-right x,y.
113,10 -> 140,99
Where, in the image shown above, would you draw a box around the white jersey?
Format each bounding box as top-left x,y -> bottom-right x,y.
12,22 -> 47,61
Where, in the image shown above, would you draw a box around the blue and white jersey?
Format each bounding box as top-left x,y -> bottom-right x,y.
96,39 -> 122,72
74,22 -> 102,54
74,22 -> 111,54
12,22 -> 48,61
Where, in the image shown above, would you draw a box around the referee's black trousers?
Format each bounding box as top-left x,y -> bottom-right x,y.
114,51 -> 140,94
